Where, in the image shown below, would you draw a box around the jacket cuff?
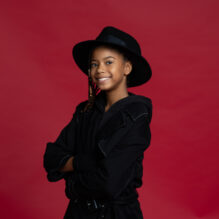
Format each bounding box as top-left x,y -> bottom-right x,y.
47,154 -> 72,182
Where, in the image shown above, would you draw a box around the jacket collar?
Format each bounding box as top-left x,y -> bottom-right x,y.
94,90 -> 152,121
94,90 -> 136,113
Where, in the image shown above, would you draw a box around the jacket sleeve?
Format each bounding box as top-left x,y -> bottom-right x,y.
70,113 -> 151,200
43,104 -> 81,182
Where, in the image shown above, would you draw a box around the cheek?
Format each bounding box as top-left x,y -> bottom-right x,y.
90,68 -> 96,75
90,72 -> 96,81
112,66 -> 124,77
111,65 -> 122,73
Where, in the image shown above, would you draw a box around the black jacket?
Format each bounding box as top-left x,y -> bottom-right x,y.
43,90 -> 152,219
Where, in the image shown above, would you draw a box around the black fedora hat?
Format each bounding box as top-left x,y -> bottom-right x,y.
72,26 -> 152,87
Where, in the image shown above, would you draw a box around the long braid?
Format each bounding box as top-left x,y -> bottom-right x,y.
82,48 -> 100,113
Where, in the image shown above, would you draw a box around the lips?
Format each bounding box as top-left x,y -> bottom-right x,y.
96,76 -> 111,82
97,77 -> 110,81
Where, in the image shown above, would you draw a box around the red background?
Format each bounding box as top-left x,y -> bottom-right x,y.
1,0 -> 218,218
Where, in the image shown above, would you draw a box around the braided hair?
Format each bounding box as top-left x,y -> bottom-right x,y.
81,48 -> 100,113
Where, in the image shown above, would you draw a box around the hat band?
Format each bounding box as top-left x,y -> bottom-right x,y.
97,34 -> 127,47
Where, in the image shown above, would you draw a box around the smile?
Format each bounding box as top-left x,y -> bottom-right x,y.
98,77 -> 110,81
96,77 -> 111,82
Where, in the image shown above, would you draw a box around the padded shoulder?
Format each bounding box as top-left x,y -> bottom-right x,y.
122,103 -> 148,121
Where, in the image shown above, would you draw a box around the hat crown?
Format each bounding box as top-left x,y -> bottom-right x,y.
95,26 -> 141,56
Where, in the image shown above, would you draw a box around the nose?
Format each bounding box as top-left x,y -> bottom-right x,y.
96,62 -> 105,73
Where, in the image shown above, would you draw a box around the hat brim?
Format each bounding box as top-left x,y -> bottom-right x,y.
72,40 -> 152,87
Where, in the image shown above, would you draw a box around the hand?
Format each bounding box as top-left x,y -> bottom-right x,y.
59,156 -> 74,172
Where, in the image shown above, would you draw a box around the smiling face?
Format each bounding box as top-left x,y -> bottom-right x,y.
89,45 -> 132,92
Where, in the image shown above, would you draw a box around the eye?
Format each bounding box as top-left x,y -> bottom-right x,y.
90,63 -> 98,68
106,60 -> 113,65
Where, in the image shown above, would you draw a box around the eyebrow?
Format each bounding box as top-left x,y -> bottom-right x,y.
91,56 -> 116,61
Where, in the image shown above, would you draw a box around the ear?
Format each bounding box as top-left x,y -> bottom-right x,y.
124,61 -> 132,76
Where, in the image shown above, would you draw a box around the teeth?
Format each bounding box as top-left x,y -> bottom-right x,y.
98,78 -> 110,81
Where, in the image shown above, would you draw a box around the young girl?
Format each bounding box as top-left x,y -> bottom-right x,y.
43,26 -> 152,219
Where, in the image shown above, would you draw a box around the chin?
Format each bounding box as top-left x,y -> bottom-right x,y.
98,87 -> 110,91
96,83 -> 112,90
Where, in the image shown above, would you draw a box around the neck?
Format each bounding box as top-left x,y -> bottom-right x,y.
103,88 -> 129,111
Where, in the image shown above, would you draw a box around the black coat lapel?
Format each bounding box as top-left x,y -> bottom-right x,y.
96,110 -> 126,142
96,110 -> 134,158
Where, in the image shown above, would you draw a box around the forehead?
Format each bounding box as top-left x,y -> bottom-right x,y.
91,45 -> 123,58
